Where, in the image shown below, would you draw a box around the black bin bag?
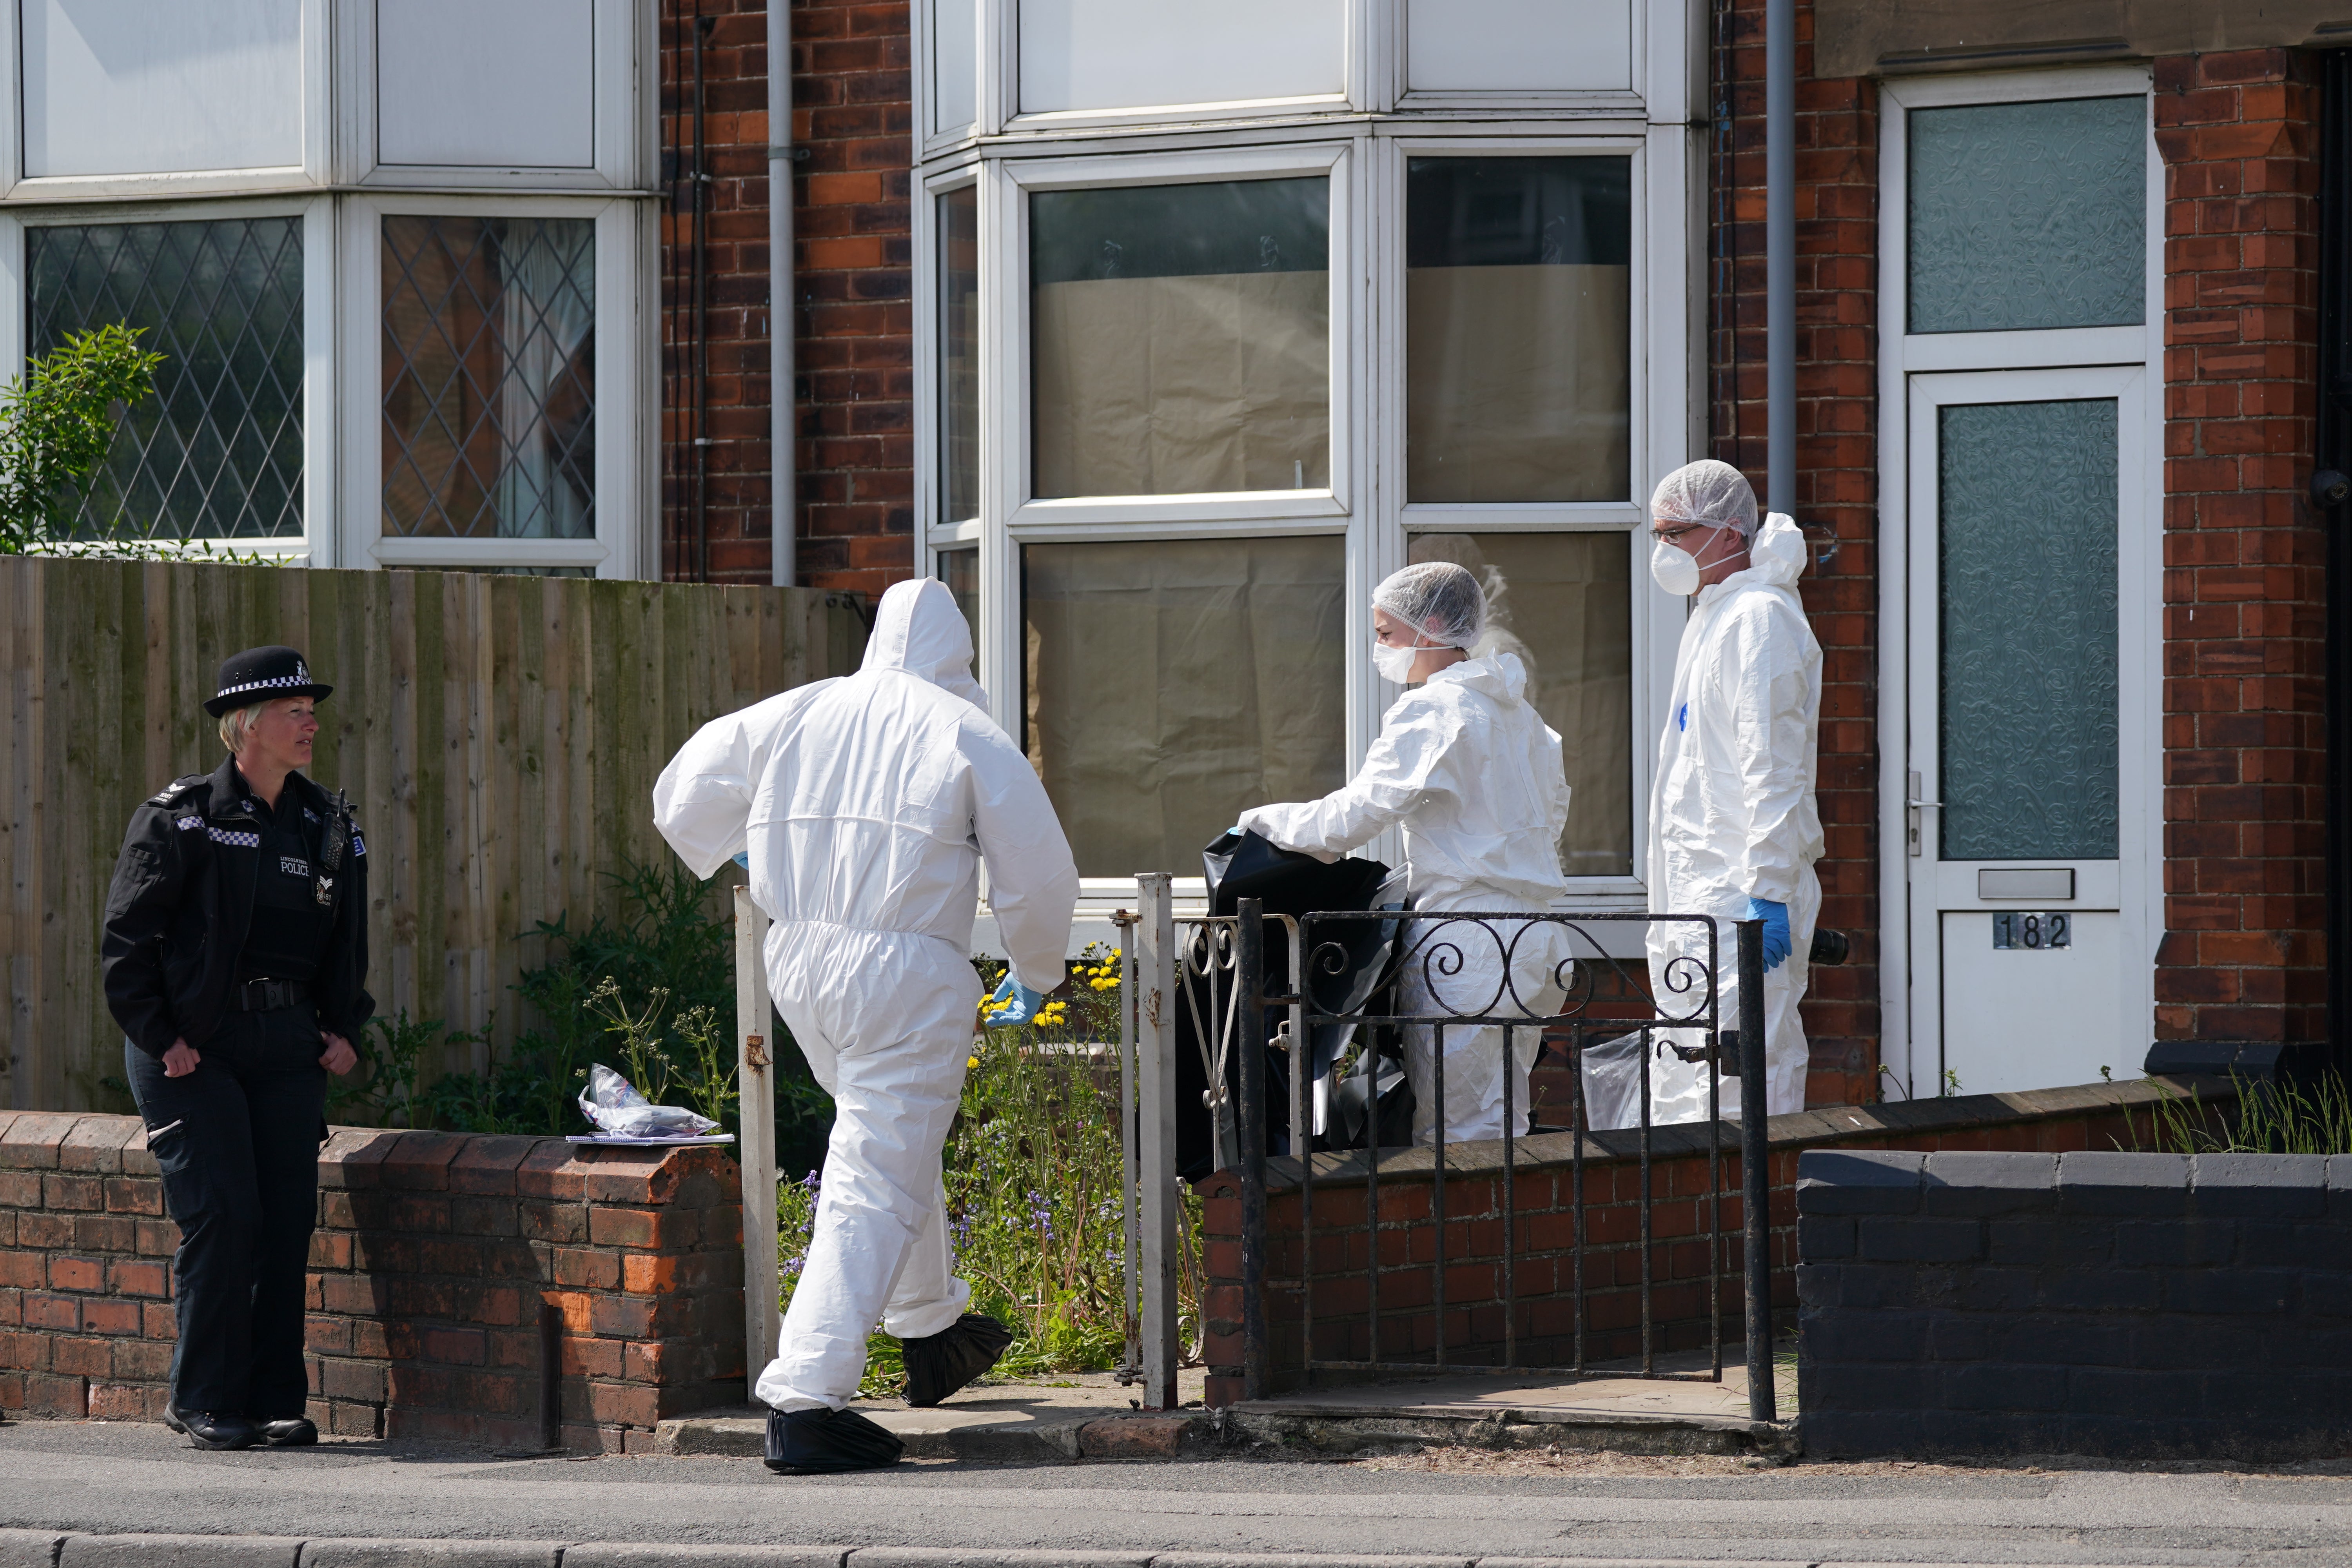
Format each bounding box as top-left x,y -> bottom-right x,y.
1172,831 -> 1395,1179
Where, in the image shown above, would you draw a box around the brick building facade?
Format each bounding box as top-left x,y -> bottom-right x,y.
654,2 -> 2351,1105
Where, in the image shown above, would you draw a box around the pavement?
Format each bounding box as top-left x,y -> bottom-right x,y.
4,1413 -> 2352,1568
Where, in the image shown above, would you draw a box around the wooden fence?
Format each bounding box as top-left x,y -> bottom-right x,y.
0,557 -> 869,1112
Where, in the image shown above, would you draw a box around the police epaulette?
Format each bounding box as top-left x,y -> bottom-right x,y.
147,776 -> 206,808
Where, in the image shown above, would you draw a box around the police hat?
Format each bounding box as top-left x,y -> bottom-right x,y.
204,646 -> 333,717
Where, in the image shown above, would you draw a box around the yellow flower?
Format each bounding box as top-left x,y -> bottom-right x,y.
966,1055 -> 979,1069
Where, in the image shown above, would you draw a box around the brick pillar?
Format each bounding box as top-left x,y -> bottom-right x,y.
1712,0 -> 1882,1106
2151,49 -> 2328,1046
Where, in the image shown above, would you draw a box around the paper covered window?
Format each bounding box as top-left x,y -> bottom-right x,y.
1406,156 -> 1631,504
1407,532 -> 1632,877
1022,536 -> 1347,877
1030,178 -> 1330,499
381,215 -> 596,539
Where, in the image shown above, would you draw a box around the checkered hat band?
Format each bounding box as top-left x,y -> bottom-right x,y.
215,673 -> 315,700
206,828 -> 260,849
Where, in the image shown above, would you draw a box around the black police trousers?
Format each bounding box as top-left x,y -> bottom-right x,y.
124,1007 -> 327,1419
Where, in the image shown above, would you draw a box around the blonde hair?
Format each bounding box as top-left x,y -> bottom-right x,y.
217,702 -> 269,755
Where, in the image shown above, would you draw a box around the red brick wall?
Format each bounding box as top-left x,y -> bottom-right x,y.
1197,1077 -> 2230,1407
1710,0 -> 1882,1107
661,0 -> 916,594
2151,49 -> 2329,1046
0,1112 -> 743,1452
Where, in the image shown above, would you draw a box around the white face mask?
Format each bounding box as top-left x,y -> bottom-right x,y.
1371,639 -> 1422,684
1649,525 -> 1740,596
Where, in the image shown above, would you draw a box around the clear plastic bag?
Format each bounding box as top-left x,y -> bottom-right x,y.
1577,1031 -> 1649,1132
577,1063 -> 719,1138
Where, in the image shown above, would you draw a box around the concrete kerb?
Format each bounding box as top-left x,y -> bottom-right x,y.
0,1549 -> 1838,1568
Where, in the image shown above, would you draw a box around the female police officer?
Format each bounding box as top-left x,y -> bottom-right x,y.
102,646 -> 372,1451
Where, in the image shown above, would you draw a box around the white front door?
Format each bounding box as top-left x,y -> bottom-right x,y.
1903,365 -> 2158,1096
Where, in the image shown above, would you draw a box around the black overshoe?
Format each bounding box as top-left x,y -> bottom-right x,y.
163,1402 -> 260,1451
259,1416 -> 318,1447
763,1406 -> 905,1475
901,1312 -> 1014,1408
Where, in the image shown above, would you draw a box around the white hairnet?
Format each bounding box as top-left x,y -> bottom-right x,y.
1373,561 -> 1485,649
1650,459 -> 1760,542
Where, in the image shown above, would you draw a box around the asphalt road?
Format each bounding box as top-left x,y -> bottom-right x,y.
1,1421 -> 2348,1568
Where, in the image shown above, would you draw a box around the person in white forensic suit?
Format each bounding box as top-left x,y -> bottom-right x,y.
651,577 -> 1079,1476
1237,561 -> 1573,1147
1641,459 -> 1824,1125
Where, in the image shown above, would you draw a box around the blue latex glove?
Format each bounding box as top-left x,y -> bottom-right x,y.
731,851 -> 750,869
982,973 -> 1046,1027
1744,897 -> 1792,972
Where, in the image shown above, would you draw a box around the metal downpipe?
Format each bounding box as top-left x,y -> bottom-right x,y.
768,0 -> 796,587
1765,0 -> 1795,514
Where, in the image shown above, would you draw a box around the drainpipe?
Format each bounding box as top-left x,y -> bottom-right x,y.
1766,0 -> 1794,515
768,0 -> 796,587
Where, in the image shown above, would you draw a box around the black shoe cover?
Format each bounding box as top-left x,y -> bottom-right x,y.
902,1312 -> 1014,1408
763,1406 -> 904,1475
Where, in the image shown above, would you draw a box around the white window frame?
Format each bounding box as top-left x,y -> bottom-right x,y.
0,0 -> 335,203
345,0 -> 650,192
914,157 -> 985,540
1376,129 -> 1674,906
338,191 -> 654,577
1873,65 -> 2165,1099
0,194 -> 337,563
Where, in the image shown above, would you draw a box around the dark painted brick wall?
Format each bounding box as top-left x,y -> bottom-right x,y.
1797,1148 -> 2352,1461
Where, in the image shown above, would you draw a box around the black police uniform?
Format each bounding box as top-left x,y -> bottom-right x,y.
100,647 -> 372,1448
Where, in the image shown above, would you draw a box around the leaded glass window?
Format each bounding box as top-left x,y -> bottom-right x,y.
381,216 -> 596,539
26,217 -> 304,540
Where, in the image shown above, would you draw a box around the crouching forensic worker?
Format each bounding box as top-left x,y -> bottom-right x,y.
1237,561 -> 1573,1146
101,646 -> 371,1452
653,578 -> 1080,1476
1642,460 -> 1823,1123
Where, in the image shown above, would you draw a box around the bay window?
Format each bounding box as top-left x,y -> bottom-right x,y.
916,0 -> 1694,918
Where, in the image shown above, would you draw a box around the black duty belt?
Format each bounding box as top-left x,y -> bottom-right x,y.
232,978 -> 313,1012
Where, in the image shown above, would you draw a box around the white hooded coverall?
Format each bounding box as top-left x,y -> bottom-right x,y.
1645,513 -> 1824,1125
651,579 -> 1080,1411
1240,652 -> 1572,1145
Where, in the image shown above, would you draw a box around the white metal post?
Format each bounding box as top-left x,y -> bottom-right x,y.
735,886 -> 780,1399
1134,872 -> 1181,1411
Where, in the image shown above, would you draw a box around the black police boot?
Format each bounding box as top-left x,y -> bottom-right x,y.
763,1406 -> 905,1475
259,1416 -> 318,1448
901,1312 -> 1014,1408
163,1402 -> 260,1452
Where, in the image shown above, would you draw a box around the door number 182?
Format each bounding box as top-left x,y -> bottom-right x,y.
1992,911 -> 2070,950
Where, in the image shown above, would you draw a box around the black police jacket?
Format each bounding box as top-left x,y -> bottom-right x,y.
101,753 -> 375,1059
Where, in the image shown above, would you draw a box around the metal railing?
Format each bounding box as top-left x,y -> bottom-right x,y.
1116,876 -> 1776,1424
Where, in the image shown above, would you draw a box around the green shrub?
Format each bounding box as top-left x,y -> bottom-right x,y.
2120,1068 -> 2352,1156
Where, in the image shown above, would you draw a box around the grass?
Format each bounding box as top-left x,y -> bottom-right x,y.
2118,1067 -> 2352,1156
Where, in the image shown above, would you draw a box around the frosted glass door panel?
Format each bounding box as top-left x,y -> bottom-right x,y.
932,0 -> 977,132
1031,179 -> 1329,497
1023,536 -> 1347,877
22,0 -> 301,177
1019,0 -> 1343,114
378,0 -> 596,168
1406,0 -> 1631,91
1908,96 -> 2145,334
1937,399 -> 2118,860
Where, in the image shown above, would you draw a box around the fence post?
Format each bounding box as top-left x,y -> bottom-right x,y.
1235,897 -> 1268,1403
735,885 -> 779,1401
1737,916 -> 1775,1424
1134,873 -> 1180,1411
